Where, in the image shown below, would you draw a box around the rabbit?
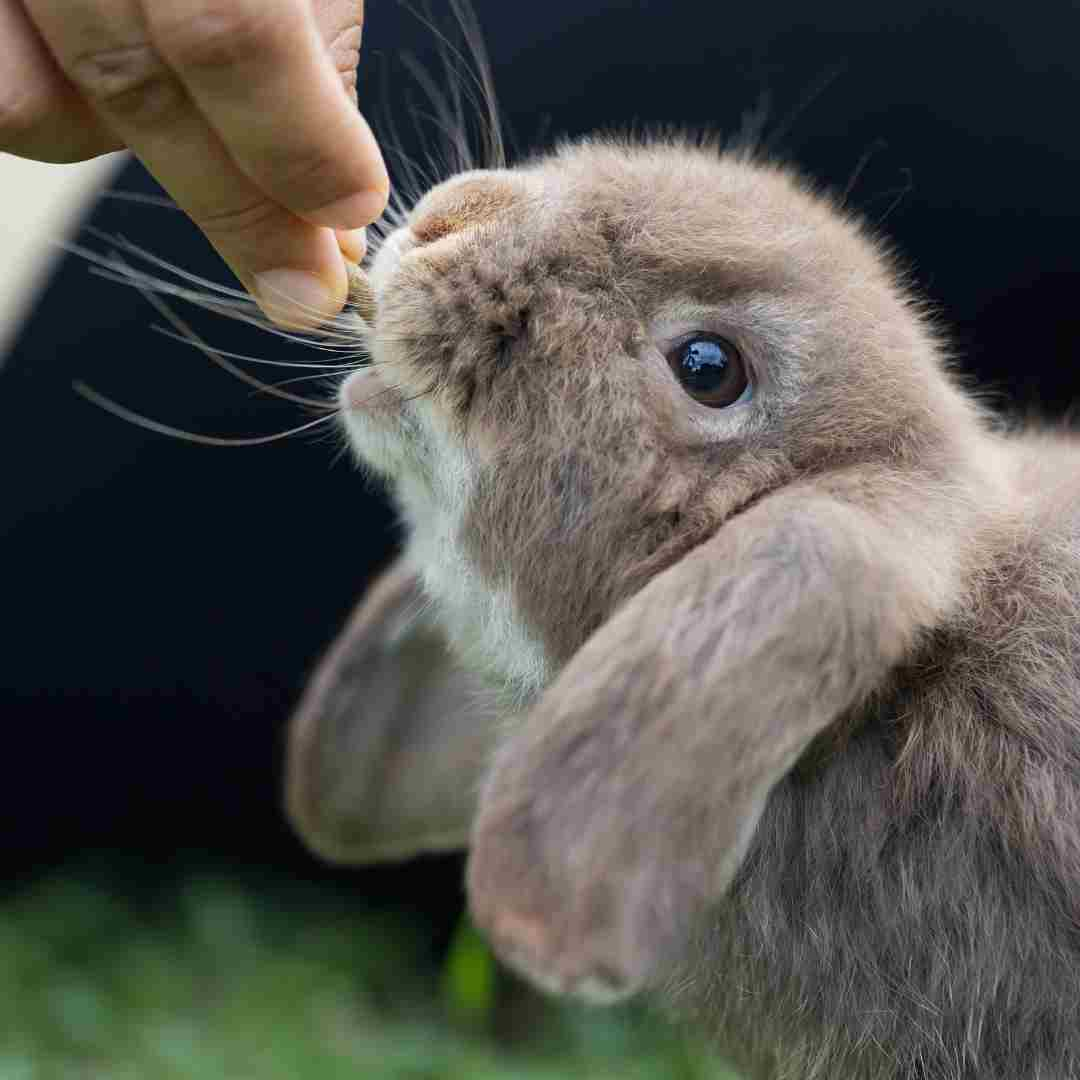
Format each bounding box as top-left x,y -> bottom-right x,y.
284,137 -> 1080,1080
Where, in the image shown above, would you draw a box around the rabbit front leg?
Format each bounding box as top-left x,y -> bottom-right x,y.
467,477 -> 970,1001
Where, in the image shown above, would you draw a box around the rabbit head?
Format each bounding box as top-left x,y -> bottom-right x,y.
341,138 -> 979,700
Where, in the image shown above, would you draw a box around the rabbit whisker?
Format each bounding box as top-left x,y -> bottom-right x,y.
151,326 -> 367,370
82,226 -> 250,300
71,381 -> 340,446
66,237 -> 370,349
124,269 -> 337,411
263,371 -> 354,390
83,263 -> 362,350
401,0 -> 505,170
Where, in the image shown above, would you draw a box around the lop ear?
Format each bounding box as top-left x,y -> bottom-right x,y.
467,475 -> 967,998
286,556 -> 501,865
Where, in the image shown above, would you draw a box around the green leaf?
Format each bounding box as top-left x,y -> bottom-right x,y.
442,916 -> 497,1026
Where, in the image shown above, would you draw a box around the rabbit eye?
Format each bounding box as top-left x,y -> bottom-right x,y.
667,335 -> 751,408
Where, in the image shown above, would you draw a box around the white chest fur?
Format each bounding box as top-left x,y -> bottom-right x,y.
394,447 -> 550,702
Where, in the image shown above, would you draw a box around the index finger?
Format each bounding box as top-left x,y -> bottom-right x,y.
146,0 -> 388,229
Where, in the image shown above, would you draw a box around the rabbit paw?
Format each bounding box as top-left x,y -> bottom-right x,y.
466,801 -> 681,1004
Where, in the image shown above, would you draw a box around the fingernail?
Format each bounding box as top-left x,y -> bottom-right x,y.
337,226 -> 368,264
308,189 -> 388,229
253,268 -> 343,330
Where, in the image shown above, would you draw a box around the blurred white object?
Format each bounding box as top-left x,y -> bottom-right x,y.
0,151 -> 127,359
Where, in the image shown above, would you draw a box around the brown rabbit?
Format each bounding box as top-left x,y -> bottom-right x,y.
285,137 -> 1080,1079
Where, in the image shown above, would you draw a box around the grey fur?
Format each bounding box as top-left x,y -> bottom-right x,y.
286,138 -> 1080,1079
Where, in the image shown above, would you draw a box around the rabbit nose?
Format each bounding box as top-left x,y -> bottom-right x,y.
409,173 -> 522,246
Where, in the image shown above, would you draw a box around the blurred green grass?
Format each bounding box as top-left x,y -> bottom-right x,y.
0,870 -> 738,1079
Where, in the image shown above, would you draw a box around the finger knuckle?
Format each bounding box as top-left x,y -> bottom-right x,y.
151,3 -> 276,71
329,26 -> 362,98
196,196 -> 284,240
274,142 -> 354,205
337,63 -> 358,102
67,44 -> 182,123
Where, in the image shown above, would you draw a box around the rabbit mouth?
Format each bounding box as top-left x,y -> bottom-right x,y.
337,227 -> 421,460
337,224 -> 420,421
337,360 -> 433,487
340,362 -> 403,416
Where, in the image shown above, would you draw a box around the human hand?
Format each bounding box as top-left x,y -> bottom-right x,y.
0,0 -> 388,330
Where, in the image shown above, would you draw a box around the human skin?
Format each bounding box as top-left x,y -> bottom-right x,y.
0,0 -> 388,330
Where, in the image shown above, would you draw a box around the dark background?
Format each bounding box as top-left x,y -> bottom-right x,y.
2,0 -> 1079,929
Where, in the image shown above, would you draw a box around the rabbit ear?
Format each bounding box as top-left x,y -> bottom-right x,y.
466,478 -> 967,997
286,557 -> 499,865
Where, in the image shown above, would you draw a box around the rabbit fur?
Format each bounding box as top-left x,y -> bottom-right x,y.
286,137 -> 1080,1080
